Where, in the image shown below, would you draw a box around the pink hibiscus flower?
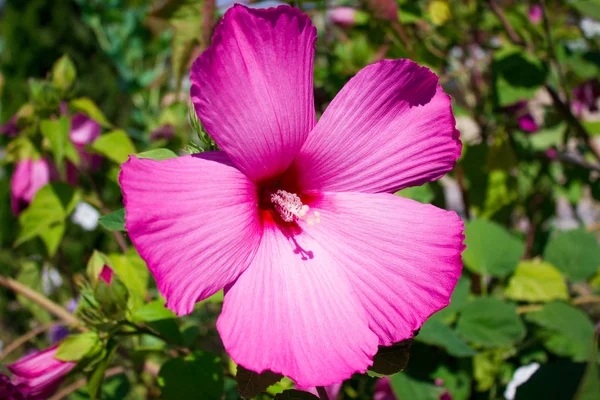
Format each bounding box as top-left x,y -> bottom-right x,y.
2,345 -> 75,399
67,113 -> 103,179
10,158 -> 54,215
120,5 -> 464,387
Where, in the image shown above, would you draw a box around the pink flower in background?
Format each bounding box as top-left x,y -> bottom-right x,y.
0,114 -> 19,137
328,7 -> 359,27
373,377 -> 396,400
121,4 -> 463,387
504,101 -> 539,133
99,265 -> 114,285
528,4 -> 542,24
572,79 -> 600,115
69,113 -> 102,170
518,113 -> 539,133
3,345 -> 75,399
366,0 -> 398,20
10,158 -> 54,215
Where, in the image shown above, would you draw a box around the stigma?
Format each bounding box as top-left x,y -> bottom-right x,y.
270,189 -> 320,225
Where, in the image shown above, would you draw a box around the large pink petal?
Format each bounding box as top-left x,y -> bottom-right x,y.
120,152 -> 262,315
307,192 -> 464,346
288,59 -> 461,194
218,223 -> 378,387
190,4 -> 317,183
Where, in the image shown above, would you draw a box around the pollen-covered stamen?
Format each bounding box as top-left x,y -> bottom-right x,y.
270,189 -> 315,223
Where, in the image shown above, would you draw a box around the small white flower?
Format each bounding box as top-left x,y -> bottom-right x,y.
581,17 -> 600,38
42,264 -> 63,295
71,201 -> 100,231
504,362 -> 540,400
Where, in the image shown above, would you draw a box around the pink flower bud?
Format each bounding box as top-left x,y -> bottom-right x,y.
6,345 -> 76,399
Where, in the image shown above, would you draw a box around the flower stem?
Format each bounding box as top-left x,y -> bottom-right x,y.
316,386 -> 330,400
0,322 -> 57,361
48,366 -> 124,400
0,275 -> 79,325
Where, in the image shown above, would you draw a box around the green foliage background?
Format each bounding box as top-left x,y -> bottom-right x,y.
1,1 -> 600,399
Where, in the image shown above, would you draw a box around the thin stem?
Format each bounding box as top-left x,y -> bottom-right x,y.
517,295 -> 600,314
0,276 -> 80,325
546,85 -> 600,163
540,0 -> 570,105
316,386 -> 330,400
0,322 -> 57,361
48,366 -> 125,400
487,0 -> 525,46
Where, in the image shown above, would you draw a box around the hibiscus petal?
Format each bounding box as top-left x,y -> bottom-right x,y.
289,59 -> 461,193
307,192 -> 464,346
120,152 -> 262,315
190,4 -> 317,183
11,159 -> 52,214
218,223 -> 378,387
8,346 -> 63,378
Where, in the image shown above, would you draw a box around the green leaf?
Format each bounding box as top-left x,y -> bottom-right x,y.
417,319 -> 476,357
236,365 -> 283,399
88,341 -> 118,400
52,55 -> 76,91
158,351 -> 223,400
133,300 -> 176,322
40,117 -> 77,175
98,209 -> 126,232
456,298 -> 525,348
132,301 -> 183,346
492,47 -> 548,106
528,124 -> 566,151
389,373 -> 443,400
275,390 -> 319,400
6,136 -> 39,162
369,339 -> 412,375
574,328 -> 600,400
395,183 -> 434,204
108,250 -> 149,310
571,0 -> 600,20
91,130 -> 136,164
463,219 -> 524,277
543,229 -> 600,282
15,183 -> 80,256
137,148 -> 178,161
70,97 -> 112,128
431,276 -> 470,323
505,260 -> 569,302
525,301 -> 595,361
473,350 -> 505,391
56,331 -> 101,362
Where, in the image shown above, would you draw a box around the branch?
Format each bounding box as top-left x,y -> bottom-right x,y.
0,276 -> 80,325
487,0 -> 525,47
546,85 -> 600,163
517,295 -> 600,314
48,366 -> 125,400
0,322 -> 57,361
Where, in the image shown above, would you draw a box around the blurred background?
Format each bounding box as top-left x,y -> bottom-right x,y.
0,0 -> 599,399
